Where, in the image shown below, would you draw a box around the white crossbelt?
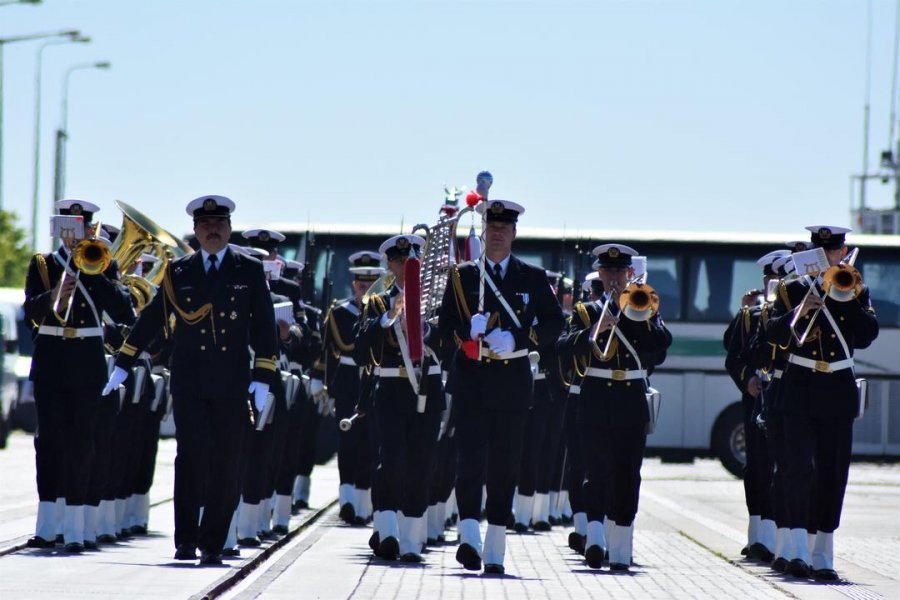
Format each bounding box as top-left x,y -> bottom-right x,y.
534,372 -> 547,381
375,365 -> 442,378
338,356 -> 357,366
480,348 -> 529,361
772,369 -> 784,379
584,367 -> 647,381
787,354 -> 854,374
38,325 -> 103,338
568,385 -> 581,395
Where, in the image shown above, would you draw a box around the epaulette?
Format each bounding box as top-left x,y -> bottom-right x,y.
778,280 -> 793,311
449,265 -> 472,321
33,253 -> 51,291
741,306 -> 751,335
574,302 -> 592,329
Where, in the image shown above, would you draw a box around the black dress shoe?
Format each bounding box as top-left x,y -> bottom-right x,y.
560,515 -> 573,525
130,525 -> 148,536
272,525 -> 289,536
199,551 -> 223,565
174,544 -> 197,560
813,568 -> 840,581
740,545 -> 749,556
258,530 -> 276,541
64,542 -> 84,553
786,558 -> 811,578
25,536 -> 55,549
585,545 -> 605,569
117,529 -> 132,540
568,532 -> 586,555
377,536 -> 399,561
609,562 -> 630,572
97,534 -> 117,544
55,534 -> 64,545
532,520 -> 551,532
221,547 -> 241,557
483,563 -> 505,575
548,516 -> 560,526
456,543 -> 481,571
83,540 -> 99,550
339,503 -> 356,524
770,557 -> 788,573
368,531 -> 380,552
400,552 -> 423,563
238,536 -> 261,547
747,542 -> 774,563
506,514 -> 516,530
513,522 -> 528,534
352,516 -> 367,527
293,499 -> 309,511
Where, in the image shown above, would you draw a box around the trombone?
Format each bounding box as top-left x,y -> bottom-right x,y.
590,274 -> 660,358
53,224 -> 112,324
790,247 -> 862,345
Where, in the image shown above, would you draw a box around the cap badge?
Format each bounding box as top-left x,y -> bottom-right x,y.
608,247 -> 620,258
360,255 -> 372,265
818,227 -> 832,239
258,231 -> 270,242
70,203 -> 83,216
490,201 -> 504,214
793,242 -> 806,252
396,237 -> 410,251
203,198 -> 218,212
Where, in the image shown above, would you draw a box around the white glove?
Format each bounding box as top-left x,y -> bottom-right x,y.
103,367 -> 129,396
470,312 -> 489,339
484,329 -> 515,355
318,396 -> 335,416
309,378 -> 329,403
248,381 -> 269,412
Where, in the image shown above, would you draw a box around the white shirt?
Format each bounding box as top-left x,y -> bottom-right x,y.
485,255 -> 511,279
201,248 -> 228,273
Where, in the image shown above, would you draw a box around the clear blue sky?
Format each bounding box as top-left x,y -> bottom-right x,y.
2,0 -> 898,251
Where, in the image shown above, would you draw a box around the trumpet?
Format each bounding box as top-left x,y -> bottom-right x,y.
790,248 -> 862,345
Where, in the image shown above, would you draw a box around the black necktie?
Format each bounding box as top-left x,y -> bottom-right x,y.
208,254 -> 218,275
492,262 -> 502,282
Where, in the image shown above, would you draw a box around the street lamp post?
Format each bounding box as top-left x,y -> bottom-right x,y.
0,29 -> 80,210
50,61 -> 110,247
30,35 -> 90,250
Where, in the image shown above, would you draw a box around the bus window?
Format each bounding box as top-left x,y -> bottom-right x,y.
646,256 -> 682,320
687,255 -> 758,322
860,258 -> 900,327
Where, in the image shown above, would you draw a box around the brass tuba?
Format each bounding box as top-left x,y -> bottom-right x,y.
110,200 -> 192,311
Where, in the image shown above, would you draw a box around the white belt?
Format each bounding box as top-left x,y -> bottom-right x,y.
288,361 -> 304,372
772,369 -> 784,380
375,365 -> 442,378
534,372 -> 547,381
338,356 -> 357,366
480,348 -> 529,361
584,367 -> 646,381
787,354 -> 854,374
138,351 -> 151,360
569,385 -> 581,395
38,325 -> 103,339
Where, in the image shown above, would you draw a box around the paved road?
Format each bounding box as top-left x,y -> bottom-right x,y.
1,430 -> 898,599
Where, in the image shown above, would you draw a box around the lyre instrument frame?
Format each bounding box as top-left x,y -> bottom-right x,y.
790,247 -> 861,346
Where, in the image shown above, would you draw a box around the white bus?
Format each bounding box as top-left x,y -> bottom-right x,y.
232,222 -> 900,476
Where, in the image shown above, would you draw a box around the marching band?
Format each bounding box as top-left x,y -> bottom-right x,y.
20,183 -> 878,581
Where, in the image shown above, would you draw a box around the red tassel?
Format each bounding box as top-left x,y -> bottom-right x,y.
461,339 -> 480,361
465,191 -> 482,208
404,256 -> 423,362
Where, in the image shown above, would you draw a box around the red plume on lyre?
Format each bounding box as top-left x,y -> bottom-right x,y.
465,191 -> 482,208
404,255 -> 423,362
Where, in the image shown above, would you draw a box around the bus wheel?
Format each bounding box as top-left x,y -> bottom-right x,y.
712,404 -> 745,478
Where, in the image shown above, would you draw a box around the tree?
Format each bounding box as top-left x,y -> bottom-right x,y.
0,210 -> 31,288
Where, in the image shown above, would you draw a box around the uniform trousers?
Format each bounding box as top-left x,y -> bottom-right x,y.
86,392 -> 118,507
373,377 -> 441,518
516,379 -> 554,496
578,416 -> 646,526
533,388 -> 567,496
294,395 -> 321,479
562,394 -> 586,515
172,392 -> 247,554
453,359 -> 531,526
33,383 -> 102,505
742,393 -> 773,521
275,394 -> 304,497
782,413 -> 853,533
333,369 -> 365,487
